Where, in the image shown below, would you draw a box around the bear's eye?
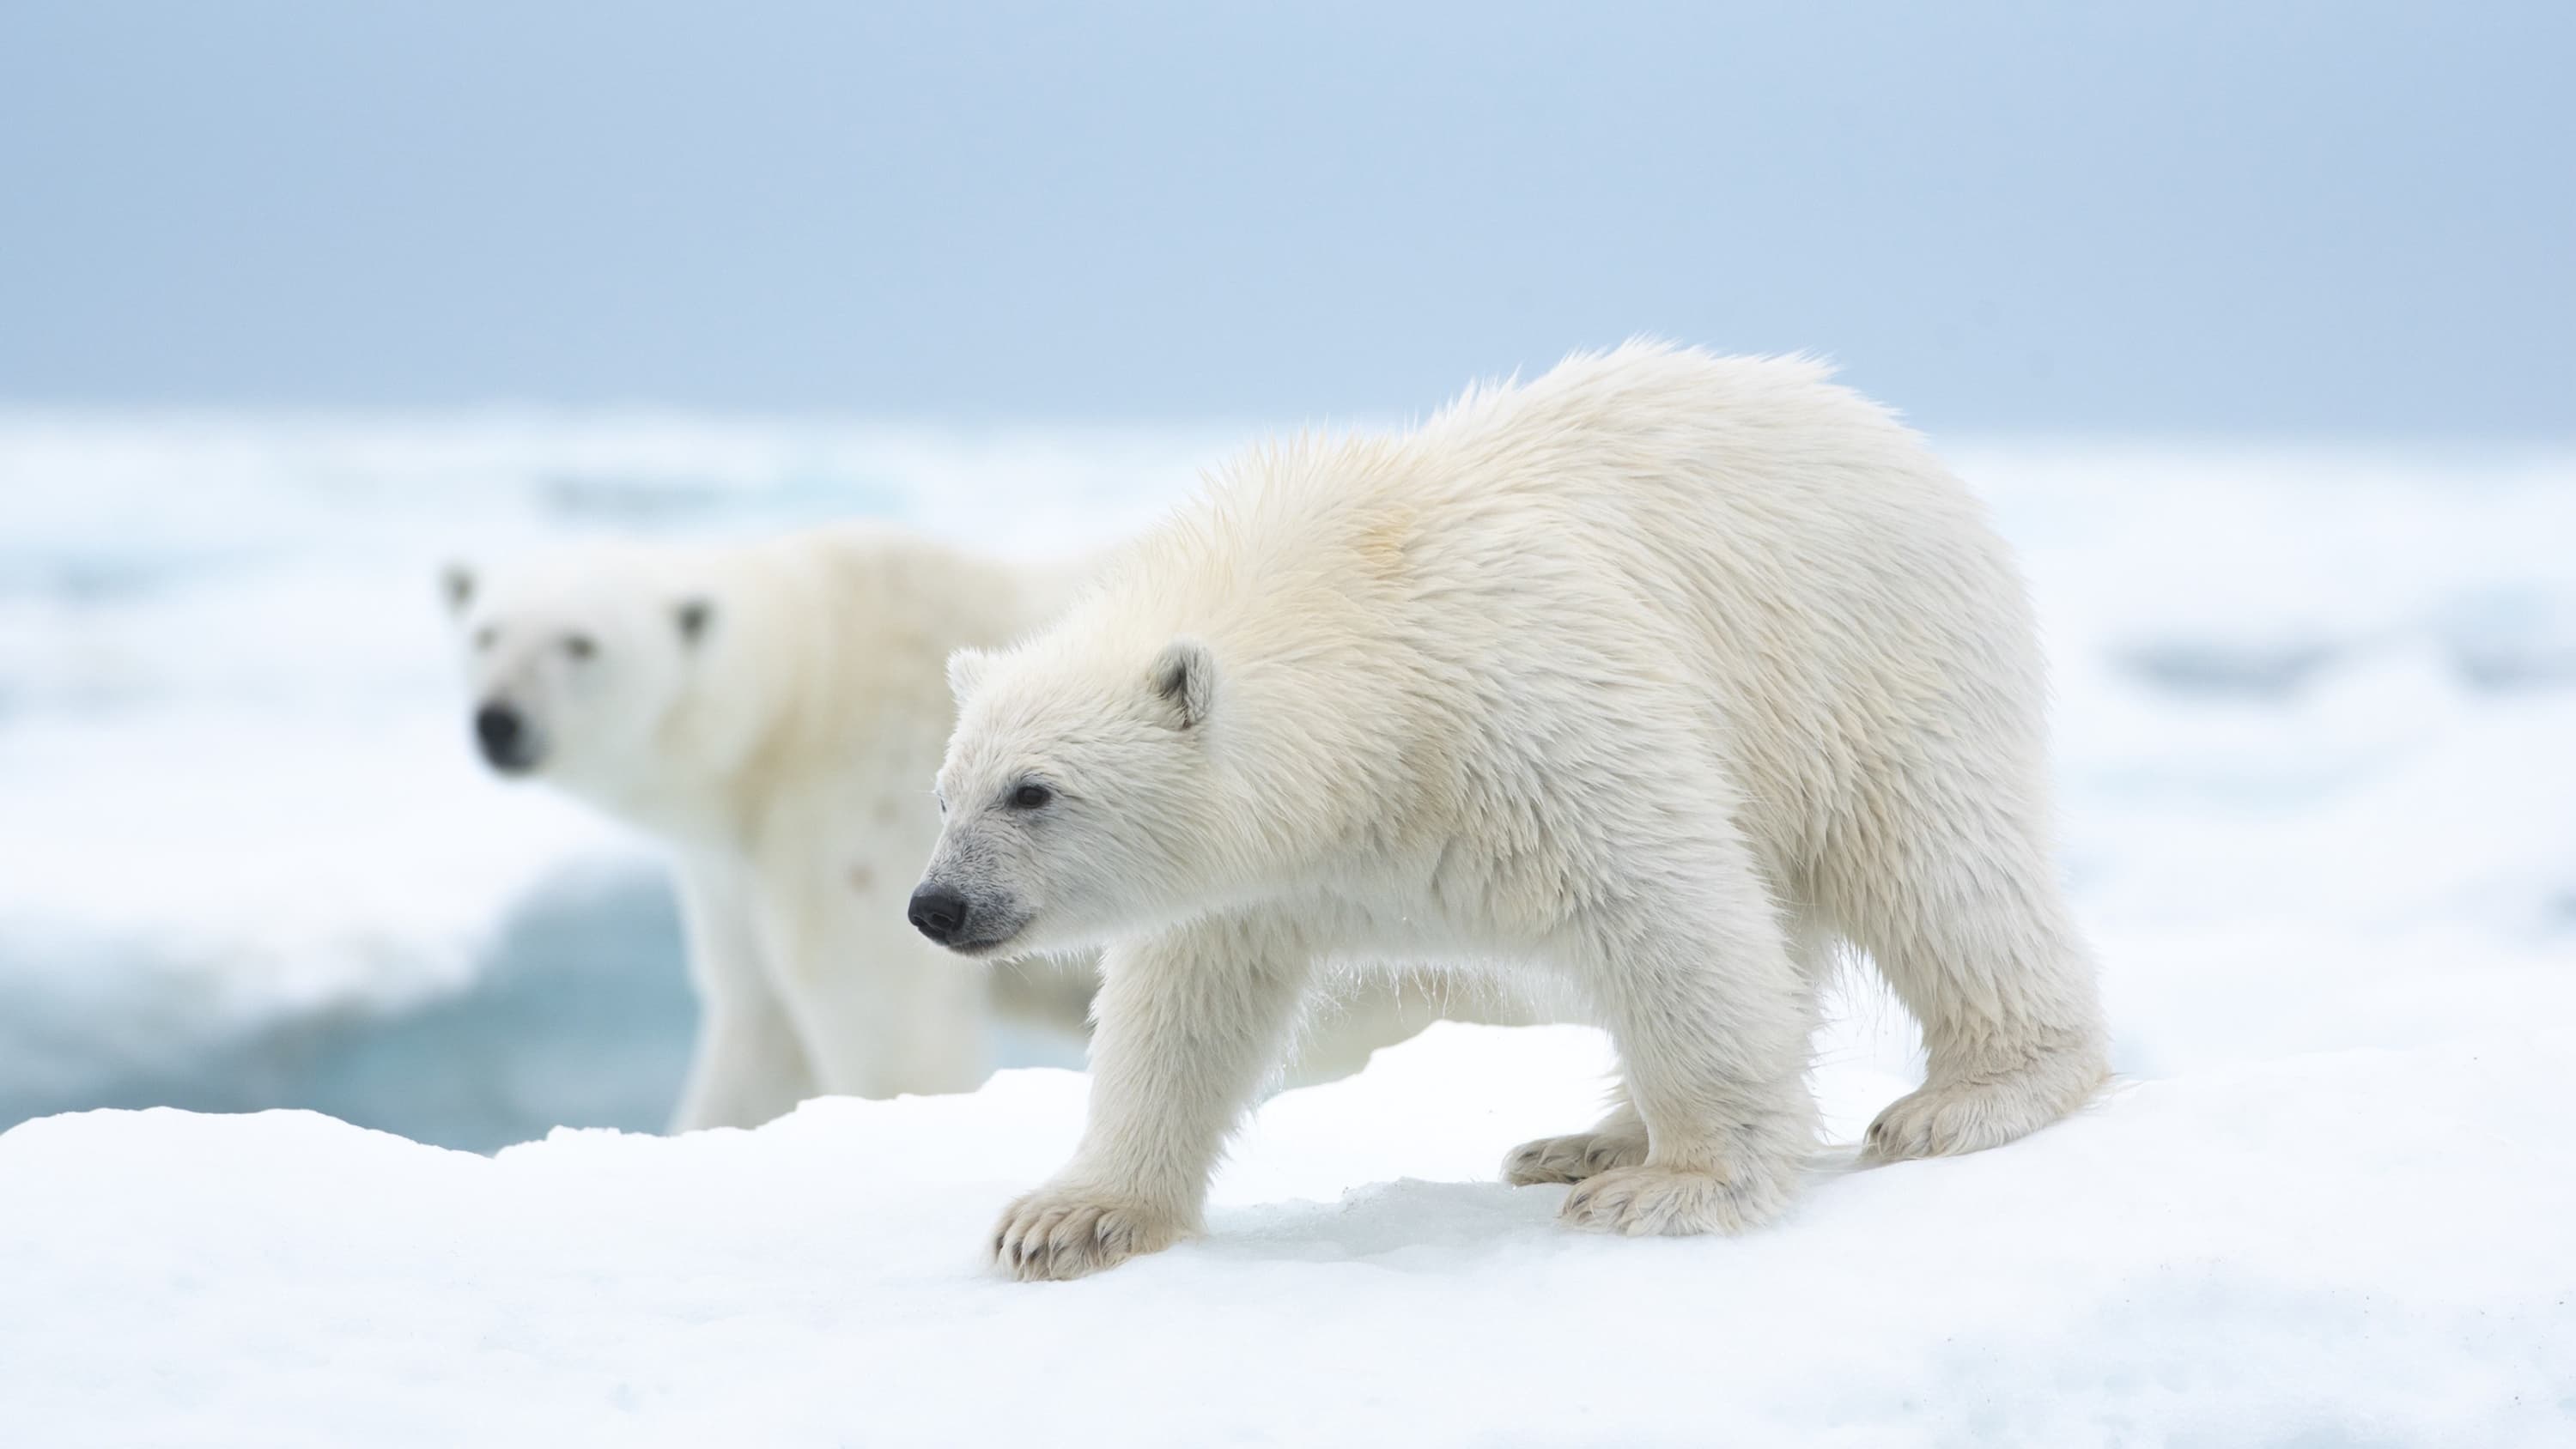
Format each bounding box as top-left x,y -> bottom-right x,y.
1006,782 -> 1054,811
562,634 -> 598,660
473,625 -> 499,652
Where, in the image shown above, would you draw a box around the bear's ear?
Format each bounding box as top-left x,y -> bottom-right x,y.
946,646 -> 992,704
674,597 -> 714,646
1149,636 -> 1216,730
440,562 -> 476,614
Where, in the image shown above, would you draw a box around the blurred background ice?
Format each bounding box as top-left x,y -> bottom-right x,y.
0,2 -> 2567,1150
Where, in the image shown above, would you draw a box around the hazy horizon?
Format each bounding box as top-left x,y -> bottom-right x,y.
4,2 -> 2569,439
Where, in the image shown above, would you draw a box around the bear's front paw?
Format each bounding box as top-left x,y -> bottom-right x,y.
1558,1160 -> 1796,1237
1503,1127 -> 1649,1185
989,1185 -> 1186,1282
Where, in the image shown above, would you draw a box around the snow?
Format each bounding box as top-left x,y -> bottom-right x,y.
3,1018 -> 2571,1446
2,417 -> 2573,1440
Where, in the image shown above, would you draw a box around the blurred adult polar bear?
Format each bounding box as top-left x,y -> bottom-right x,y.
445,525 -> 1493,1132
916,343 -> 2110,1279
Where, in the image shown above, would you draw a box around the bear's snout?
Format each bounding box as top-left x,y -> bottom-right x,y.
907,883 -> 972,946
474,700 -> 538,773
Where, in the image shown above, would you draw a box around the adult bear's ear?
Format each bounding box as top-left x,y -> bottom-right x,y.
1149,636 -> 1216,730
440,562 -> 476,614
946,646 -> 991,704
674,597 -> 714,646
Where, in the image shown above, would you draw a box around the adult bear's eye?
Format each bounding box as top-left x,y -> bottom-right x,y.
562,634 -> 598,660
1007,782 -> 1054,811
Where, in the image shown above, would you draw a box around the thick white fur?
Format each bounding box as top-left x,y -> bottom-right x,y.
449,526 -> 1512,1132
451,525 -> 1093,1130
923,343 -> 2110,1279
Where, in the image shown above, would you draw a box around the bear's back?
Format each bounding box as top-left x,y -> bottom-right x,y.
1162,343 -> 2047,879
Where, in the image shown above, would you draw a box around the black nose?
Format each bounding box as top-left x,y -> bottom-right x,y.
474,702 -> 528,770
908,884 -> 970,945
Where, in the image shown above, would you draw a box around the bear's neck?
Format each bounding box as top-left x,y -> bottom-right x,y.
634,531 -> 1060,853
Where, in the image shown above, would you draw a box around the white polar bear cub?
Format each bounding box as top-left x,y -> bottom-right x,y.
917,343 -> 2111,1280
448,524 -> 1091,1131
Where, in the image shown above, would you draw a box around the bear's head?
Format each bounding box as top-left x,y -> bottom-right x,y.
440,549 -> 722,807
908,629 -> 1238,958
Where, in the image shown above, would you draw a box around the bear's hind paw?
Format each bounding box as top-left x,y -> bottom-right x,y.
1862,1044 -> 2107,1163
1503,1128 -> 1650,1185
1558,1161 -> 1795,1237
990,1185 -> 1186,1282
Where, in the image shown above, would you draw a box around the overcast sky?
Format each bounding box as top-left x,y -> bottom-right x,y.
3,2 -> 2567,436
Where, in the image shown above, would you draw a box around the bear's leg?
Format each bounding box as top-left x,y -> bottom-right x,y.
670,864 -> 817,1132
1555,830 -> 1820,1236
990,912 -> 1314,1282
1831,797 -> 2110,1162
672,987 -> 814,1132
1507,914 -> 1836,1186
762,878 -> 989,1100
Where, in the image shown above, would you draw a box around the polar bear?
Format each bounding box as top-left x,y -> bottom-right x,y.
445,525 -> 1090,1130
914,343 -> 2111,1279
445,524 -> 1510,1133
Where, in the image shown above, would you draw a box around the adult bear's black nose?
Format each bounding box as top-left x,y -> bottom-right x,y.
474,701 -> 529,771
908,884 -> 970,945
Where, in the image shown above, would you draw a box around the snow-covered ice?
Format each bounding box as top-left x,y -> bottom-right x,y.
3,1018 -> 2571,1446
2,416 -> 2573,1441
